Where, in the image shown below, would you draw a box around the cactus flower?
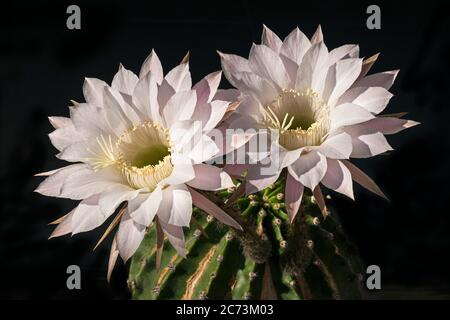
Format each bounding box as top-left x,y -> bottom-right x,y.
219,25 -> 419,222
35,51 -> 240,278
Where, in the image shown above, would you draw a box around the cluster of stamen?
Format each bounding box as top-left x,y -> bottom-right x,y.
262,89 -> 330,150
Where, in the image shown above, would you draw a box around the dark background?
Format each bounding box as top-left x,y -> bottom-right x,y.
0,0 -> 449,299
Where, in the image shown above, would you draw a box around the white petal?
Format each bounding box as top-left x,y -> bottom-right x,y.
323,58 -> 362,107
111,64 -> 139,95
359,117 -> 419,135
116,211 -> 146,262
288,151 -> 327,190
218,52 -> 251,88
132,71 -> 162,122
285,173 -> 304,223
328,44 -> 359,66
34,164 -> 87,197
71,195 -> 106,234
167,184 -> 192,227
236,71 -> 278,106
191,100 -> 230,131
322,159 -> 354,199
83,78 -> 108,106
49,124 -> 82,152
157,78 -> 176,110
280,27 -> 311,65
48,116 -> 71,129
139,49 -> 163,84
352,70 -> 399,90
329,103 -> 375,131
161,154 -> 195,186
314,131 -> 352,159
295,42 -> 329,93
248,44 -> 290,90
310,25 -> 323,44
350,131 -> 393,158
337,86 -> 393,114
163,90 -> 197,127
187,164 -> 234,191
261,24 -> 283,53
129,187 -> 162,226
164,63 -> 191,92
98,184 -> 140,216
193,71 -> 222,106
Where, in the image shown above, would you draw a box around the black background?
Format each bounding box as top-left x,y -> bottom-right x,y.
0,0 -> 449,299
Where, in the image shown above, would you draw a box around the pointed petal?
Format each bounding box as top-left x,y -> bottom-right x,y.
218,51 -> 251,88
116,210 -> 146,262
262,24 -> 283,53
342,160 -> 388,200
188,187 -> 242,231
193,71 -> 222,106
107,238 -> 119,282
296,42 -> 329,93
337,86 -> 393,114
357,53 -> 379,81
158,220 -> 187,258
248,44 -> 290,90
111,64 -> 139,95
288,151 -> 327,191
310,25 -> 323,44
187,164 -> 234,191
167,184 -> 193,227
83,78 -> 108,106
352,70 -> 399,90
280,27 -> 311,65
330,103 -> 375,131
322,159 -> 354,199
139,49 -> 163,84
315,131 -> 352,159
163,90 -> 197,127
285,173 -> 304,223
129,187 -> 162,226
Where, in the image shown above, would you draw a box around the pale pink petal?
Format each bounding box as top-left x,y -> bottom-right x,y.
262,24 -> 283,53
98,185 -> 141,216
323,58 -> 362,107
310,25 -> 323,44
132,71 -> 162,122
322,159 -> 354,199
337,86 -> 393,114
343,123 -> 393,158
248,44 -> 290,90
357,53 -> 379,81
285,172 -> 304,223
34,164 -> 87,197
71,195 -> 106,234
356,117 -> 419,135
313,186 -> 327,215
352,70 -> 399,90
329,103 -> 375,131
162,90 -> 197,127
288,151 -> 327,191
218,51 -> 252,88
159,220 -> 187,258
295,42 -> 329,93
193,71 -> 222,106
48,116 -> 71,129
49,210 -> 75,239
342,160 -> 388,200
49,124 -> 82,152
188,187 -> 242,230
328,44 -> 359,66
187,164 -> 234,191
237,71 -> 279,106
314,131 -> 352,159
116,211 -> 146,262
246,166 -> 281,195
129,187 -> 162,226
83,78 -> 108,106
280,27 -> 311,65
167,184 -> 193,227
157,78 -> 176,110
164,63 -> 191,92
139,49 -> 163,84
111,64 -> 139,95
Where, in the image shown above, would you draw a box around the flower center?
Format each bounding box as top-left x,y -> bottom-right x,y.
263,89 -> 330,150
116,122 -> 173,191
